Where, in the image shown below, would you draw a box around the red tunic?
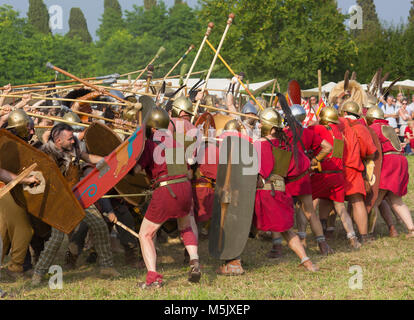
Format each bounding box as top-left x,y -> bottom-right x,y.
138,136 -> 192,224
282,127 -> 312,196
370,119 -> 409,196
310,124 -> 345,202
192,141 -> 219,223
339,118 -> 367,197
253,138 -> 295,232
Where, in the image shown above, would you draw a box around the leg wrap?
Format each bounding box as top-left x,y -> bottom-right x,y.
146,270 -> 163,285
180,227 -> 198,246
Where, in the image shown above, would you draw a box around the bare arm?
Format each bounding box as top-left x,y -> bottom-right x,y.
0,84 -> 11,107
80,152 -> 103,165
13,94 -> 32,109
315,139 -> 332,162
0,168 -> 40,185
226,93 -> 237,114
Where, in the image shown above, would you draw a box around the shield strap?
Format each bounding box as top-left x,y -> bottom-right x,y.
265,138 -> 292,178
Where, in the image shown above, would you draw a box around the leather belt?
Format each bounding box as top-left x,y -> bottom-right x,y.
257,179 -> 286,194
318,170 -> 342,174
384,151 -> 402,156
152,176 -> 189,199
287,170 -> 309,183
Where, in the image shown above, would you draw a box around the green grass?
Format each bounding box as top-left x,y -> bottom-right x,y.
1,158 -> 414,300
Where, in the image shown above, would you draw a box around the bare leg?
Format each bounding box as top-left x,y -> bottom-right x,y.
333,201 -> 361,249
281,230 -> 318,271
347,194 -> 369,237
177,215 -> 199,260
387,192 -> 414,233
298,194 -> 324,238
138,218 -> 162,272
379,200 -> 395,228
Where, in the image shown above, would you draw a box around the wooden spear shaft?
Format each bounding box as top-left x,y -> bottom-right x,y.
269,79 -> 277,108
46,62 -> 129,105
192,13 -> 235,123
184,22 -> 215,90
102,213 -> 140,239
25,112 -> 133,135
163,45 -> 195,80
0,94 -> 128,106
131,46 -> 166,88
205,38 -> 264,111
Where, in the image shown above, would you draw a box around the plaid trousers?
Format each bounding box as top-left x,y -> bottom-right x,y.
34,205 -> 113,276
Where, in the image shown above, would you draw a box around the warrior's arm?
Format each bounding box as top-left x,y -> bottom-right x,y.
226,93 -> 237,114
314,139 -> 332,162
0,168 -> 39,185
0,84 -> 11,107
13,94 -> 31,110
80,152 -> 103,165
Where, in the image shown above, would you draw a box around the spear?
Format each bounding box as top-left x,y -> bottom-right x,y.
184,22 -> 214,92
205,38 -> 264,110
131,46 -> 166,88
0,74 -> 120,90
25,112 -> 133,135
46,62 -> 131,106
192,14 -> 235,123
0,94 -> 128,107
163,44 -> 195,81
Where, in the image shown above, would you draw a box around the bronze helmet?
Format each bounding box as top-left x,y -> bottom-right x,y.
171,96 -> 194,118
365,106 -> 384,125
223,119 -> 242,132
340,100 -> 361,117
365,94 -> 378,109
319,106 -> 339,125
259,107 -> 283,137
290,104 -> 306,123
62,111 -> 84,131
146,107 -> 170,130
6,109 -> 31,139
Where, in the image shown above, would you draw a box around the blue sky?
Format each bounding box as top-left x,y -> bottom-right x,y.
0,0 -> 412,40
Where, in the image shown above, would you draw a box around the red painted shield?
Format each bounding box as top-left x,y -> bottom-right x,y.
73,125 -> 145,208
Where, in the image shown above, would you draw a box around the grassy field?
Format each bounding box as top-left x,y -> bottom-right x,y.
1,159 -> 413,300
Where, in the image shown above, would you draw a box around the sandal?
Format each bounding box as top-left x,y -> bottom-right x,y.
407,229 -> 414,238
216,260 -> 245,276
188,259 -> 201,283
138,281 -> 163,289
266,244 -> 284,259
299,258 -> 319,272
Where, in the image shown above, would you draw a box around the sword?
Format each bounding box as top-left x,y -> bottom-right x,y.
102,213 -> 140,240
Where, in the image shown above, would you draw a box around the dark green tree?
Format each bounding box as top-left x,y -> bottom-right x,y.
96,0 -> 125,42
409,0 -> 414,28
67,8 -> 92,43
356,0 -> 381,29
197,0 -> 357,88
27,0 -> 50,34
144,0 -> 157,11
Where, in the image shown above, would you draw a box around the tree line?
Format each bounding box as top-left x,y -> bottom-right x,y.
1,0 -> 413,92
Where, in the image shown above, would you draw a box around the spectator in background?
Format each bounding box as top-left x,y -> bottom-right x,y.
398,98 -> 411,143
408,94 -> 414,116
404,120 -> 414,155
381,95 -> 399,132
395,92 -> 404,108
